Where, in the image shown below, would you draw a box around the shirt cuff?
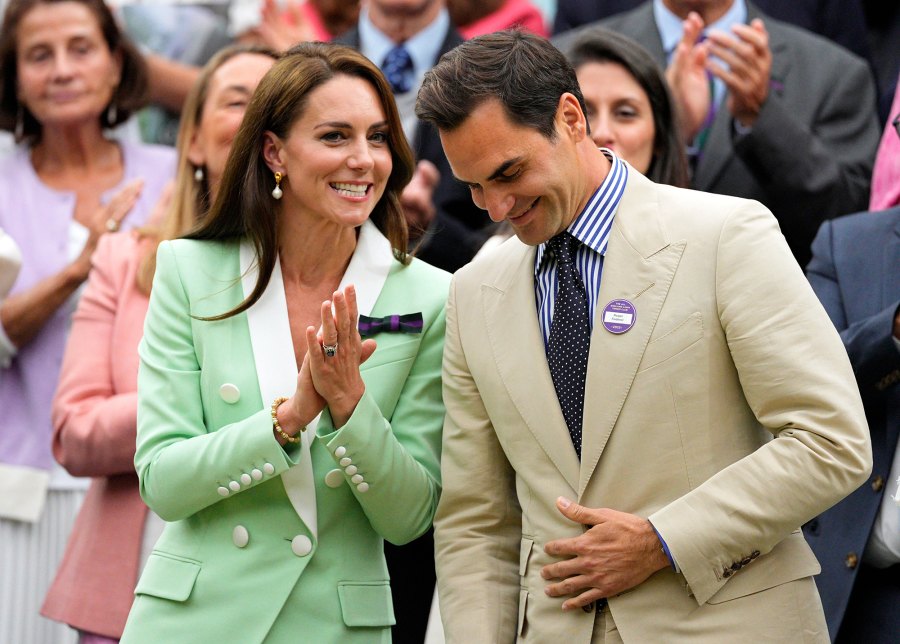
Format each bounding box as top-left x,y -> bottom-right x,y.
650,522 -> 680,573
0,309 -> 17,368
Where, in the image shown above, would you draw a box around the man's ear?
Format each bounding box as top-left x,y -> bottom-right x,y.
261,131 -> 285,174
556,92 -> 588,142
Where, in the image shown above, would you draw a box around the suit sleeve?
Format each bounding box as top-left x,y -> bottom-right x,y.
732,52 -> 878,234
51,235 -> 140,477
433,276 -> 522,644
135,242 -> 301,522
649,202 -> 872,605
314,284 -> 447,545
808,220 -> 900,396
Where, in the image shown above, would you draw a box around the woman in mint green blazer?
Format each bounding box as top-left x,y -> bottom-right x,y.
121,43 -> 449,644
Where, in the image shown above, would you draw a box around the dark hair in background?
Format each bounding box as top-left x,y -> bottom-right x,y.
187,41 -> 415,321
0,0 -> 149,143
567,27 -> 689,188
416,29 -> 587,140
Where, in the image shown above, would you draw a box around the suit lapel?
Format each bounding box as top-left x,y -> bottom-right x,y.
240,241 -> 318,538
578,172 -> 685,495
483,243 -> 581,491
883,218 -> 900,313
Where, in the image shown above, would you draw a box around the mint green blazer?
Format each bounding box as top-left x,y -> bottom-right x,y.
121,223 -> 449,643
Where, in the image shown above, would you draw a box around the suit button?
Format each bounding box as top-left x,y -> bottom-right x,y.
228,480 -> 241,492
219,383 -> 241,404
344,465 -> 358,476
722,569 -> 733,578
351,474 -> 364,485
845,552 -> 858,569
233,525 -> 249,548
263,462 -> 275,475
217,486 -> 230,497
291,535 -> 313,557
335,446 -> 347,457
325,469 -> 344,488
872,475 -> 884,492
240,473 -> 252,486
251,468 -> 263,481
750,551 -> 760,559
356,482 -> 369,493
741,557 -> 752,566
730,562 -> 741,571
581,602 -> 594,613
339,457 -> 352,467
806,519 -> 820,535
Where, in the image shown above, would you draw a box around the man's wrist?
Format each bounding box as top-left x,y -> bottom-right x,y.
649,521 -> 679,572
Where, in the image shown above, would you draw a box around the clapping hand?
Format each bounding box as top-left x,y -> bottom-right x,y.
706,18 -> 772,127
666,11 -> 712,142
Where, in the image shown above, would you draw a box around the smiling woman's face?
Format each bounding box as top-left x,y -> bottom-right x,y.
15,1 -> 121,130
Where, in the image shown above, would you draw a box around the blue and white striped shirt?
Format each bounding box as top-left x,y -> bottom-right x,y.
534,149 -> 628,345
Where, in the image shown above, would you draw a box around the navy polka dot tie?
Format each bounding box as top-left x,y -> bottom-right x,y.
382,45 -> 413,94
547,232 -> 590,458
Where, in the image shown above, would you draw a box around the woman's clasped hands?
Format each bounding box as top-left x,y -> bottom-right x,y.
276,285 -> 377,442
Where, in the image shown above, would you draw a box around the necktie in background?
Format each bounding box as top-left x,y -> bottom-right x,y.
546,232 -> 591,458
382,45 -> 413,94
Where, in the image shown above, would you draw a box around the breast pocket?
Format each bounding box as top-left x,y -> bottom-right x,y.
637,312 -> 703,372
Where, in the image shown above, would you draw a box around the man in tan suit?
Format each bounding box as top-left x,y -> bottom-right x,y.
415,31 -> 872,642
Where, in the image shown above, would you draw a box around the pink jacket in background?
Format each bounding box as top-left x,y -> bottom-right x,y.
869,74 -> 900,211
458,0 -> 548,39
41,232 -> 153,638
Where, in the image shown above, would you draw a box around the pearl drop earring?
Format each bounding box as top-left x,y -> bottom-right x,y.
272,172 -> 283,200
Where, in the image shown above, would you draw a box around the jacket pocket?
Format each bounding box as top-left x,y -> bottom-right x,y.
638,312 -> 703,372
517,588 -> 529,638
337,581 -> 396,627
134,552 -> 201,602
519,537 -> 535,576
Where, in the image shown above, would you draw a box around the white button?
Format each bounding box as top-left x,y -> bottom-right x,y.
263,463 -> 275,475
240,473 -> 252,486
356,482 -> 369,493
217,486 -> 230,497
325,469 -> 344,488
339,457 -> 352,467
335,446 -> 347,457
344,465 -> 358,476
351,474 -> 364,485
232,525 -> 249,548
251,469 -> 263,480
229,480 -> 241,492
291,535 -> 313,557
219,383 -> 241,404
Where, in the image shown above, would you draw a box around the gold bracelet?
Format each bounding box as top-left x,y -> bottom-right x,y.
272,396 -> 303,443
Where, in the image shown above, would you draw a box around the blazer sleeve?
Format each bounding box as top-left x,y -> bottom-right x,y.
649,201 -> 872,605
807,219 -> 900,396
135,242 -> 301,522
432,276 -> 522,644
51,235 -> 140,477
314,277 -> 447,545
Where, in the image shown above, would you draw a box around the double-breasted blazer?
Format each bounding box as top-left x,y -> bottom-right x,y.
121,222 -> 450,643
435,167 -> 872,642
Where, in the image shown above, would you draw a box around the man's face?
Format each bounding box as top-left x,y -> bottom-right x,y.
661,0 -> 733,20
439,98 -> 587,246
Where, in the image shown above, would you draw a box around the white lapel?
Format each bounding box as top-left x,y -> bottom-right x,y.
236,221 -> 393,536
338,220 -> 393,317
240,240 -> 318,538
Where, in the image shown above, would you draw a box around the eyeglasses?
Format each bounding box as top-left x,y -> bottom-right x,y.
894,113 -> 900,140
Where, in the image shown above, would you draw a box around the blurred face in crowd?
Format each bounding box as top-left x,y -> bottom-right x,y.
265,74 -> 393,229
577,60 -> 655,175
188,53 -> 276,197
15,1 -> 121,130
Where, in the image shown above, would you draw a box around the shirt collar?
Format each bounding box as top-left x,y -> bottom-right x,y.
534,149 -> 628,275
359,7 -> 449,80
653,0 -> 748,59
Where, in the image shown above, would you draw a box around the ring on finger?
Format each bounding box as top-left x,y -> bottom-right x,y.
322,342 -> 338,358
105,218 -> 120,232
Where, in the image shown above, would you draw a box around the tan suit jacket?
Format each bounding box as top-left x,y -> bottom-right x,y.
436,168 -> 872,642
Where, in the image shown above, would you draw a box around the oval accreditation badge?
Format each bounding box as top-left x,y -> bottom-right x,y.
602,299 -> 637,334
